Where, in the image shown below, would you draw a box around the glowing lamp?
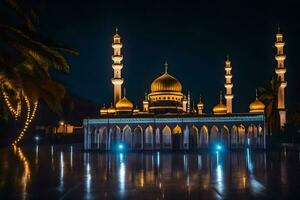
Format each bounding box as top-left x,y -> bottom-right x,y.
118,144 -> 124,150
216,144 -> 222,151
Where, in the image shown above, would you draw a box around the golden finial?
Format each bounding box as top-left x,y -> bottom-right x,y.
164,61 -> 168,73
277,25 -> 281,34
144,91 -> 147,100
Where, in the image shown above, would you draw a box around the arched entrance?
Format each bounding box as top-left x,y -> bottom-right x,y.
238,125 -> 246,147
199,126 -> 209,148
162,126 -> 172,149
123,125 -> 132,149
144,126 -> 154,149
220,125 -> 230,147
110,126 -> 121,149
133,126 -> 143,150
247,124 -> 258,148
172,125 -> 182,149
189,126 -> 198,150
210,126 -> 219,145
99,127 -> 108,149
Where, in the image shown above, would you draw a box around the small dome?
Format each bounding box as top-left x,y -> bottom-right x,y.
197,98 -> 204,107
100,105 -> 108,115
107,104 -> 116,114
133,106 -> 139,113
249,99 -> 265,113
213,92 -> 227,114
213,103 -> 227,114
151,71 -> 182,93
116,97 -> 133,111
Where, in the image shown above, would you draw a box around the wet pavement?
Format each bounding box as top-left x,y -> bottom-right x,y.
0,145 -> 300,199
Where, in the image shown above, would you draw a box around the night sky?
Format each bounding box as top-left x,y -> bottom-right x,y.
29,1 -> 300,112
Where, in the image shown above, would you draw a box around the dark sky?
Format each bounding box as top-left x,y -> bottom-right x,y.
36,0 -> 300,112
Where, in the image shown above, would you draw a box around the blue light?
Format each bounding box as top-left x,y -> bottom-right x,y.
34,136 -> 39,142
247,138 -> 251,146
216,144 -> 222,151
118,144 -> 123,150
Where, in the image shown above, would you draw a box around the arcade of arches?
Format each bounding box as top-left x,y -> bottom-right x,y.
85,124 -> 265,150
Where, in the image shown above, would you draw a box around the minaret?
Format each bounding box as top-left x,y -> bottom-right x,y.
143,92 -> 149,112
111,28 -> 124,104
197,96 -> 204,115
275,27 -> 287,129
224,55 -> 233,113
187,91 -> 191,113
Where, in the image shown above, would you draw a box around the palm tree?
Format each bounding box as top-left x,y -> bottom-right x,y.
0,0 -> 78,144
258,77 -> 281,135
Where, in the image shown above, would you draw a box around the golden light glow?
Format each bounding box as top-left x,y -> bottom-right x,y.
12,95 -> 38,145
213,92 -> 227,114
112,29 -> 124,104
1,87 -> 21,119
115,97 -> 133,111
12,145 -> 31,198
151,72 -> 182,93
249,99 -> 265,113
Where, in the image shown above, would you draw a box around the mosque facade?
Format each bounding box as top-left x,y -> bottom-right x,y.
83,29 -> 287,151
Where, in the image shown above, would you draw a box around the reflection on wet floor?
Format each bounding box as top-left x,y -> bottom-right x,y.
0,145 -> 300,199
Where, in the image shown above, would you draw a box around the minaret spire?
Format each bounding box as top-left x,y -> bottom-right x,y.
219,91 -> 223,104
224,55 -> 233,113
164,61 -> 168,73
111,29 -> 124,104
187,91 -> 191,113
275,28 -> 287,129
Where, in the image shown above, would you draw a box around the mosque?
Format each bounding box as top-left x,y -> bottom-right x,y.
83,29 -> 287,151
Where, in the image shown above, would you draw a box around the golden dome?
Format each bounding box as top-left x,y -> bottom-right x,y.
133,106 -> 139,113
213,92 -> 227,114
213,103 -> 227,114
100,105 -> 108,115
197,98 -> 204,107
151,70 -> 182,93
249,99 -> 265,113
116,97 -> 133,111
107,104 -> 116,114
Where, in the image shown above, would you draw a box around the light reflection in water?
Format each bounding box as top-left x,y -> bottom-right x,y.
4,146 -> 296,199
246,148 -> 265,193
157,151 -> 160,169
198,155 -> 202,170
84,153 -> 92,199
184,154 -> 187,173
51,145 -> 54,168
58,152 -> 64,192
215,151 -> 224,196
118,153 -> 126,196
13,145 -> 31,200
35,145 -> 39,165
70,145 -> 73,169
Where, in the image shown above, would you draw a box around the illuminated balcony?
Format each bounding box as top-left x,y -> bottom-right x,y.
112,43 -> 123,49
224,83 -> 233,89
275,68 -> 286,75
112,55 -> 123,63
112,63 -> 123,70
275,54 -> 286,61
111,78 -> 124,85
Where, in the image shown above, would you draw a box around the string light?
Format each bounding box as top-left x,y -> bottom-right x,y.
12,94 -> 38,145
1,87 -> 21,119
